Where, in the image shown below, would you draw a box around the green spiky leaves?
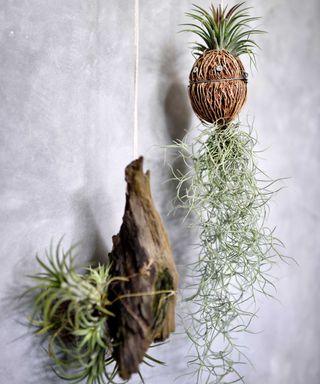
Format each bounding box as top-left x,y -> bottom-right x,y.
26,240 -> 172,383
28,240 -> 126,384
182,2 -> 265,63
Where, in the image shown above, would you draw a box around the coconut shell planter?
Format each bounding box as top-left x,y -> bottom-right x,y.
189,49 -> 248,124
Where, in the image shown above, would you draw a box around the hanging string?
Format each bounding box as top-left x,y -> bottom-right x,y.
133,0 -> 139,159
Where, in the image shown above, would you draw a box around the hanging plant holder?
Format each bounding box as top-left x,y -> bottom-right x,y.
183,3 -> 264,125
189,49 -> 248,124
25,157 -> 178,383
170,2 -> 286,383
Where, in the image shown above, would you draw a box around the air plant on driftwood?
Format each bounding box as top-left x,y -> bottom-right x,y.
26,158 -> 178,384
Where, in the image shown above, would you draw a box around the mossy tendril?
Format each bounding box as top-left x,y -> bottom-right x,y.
167,122 -> 285,383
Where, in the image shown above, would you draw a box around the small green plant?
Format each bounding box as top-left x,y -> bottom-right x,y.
168,122 -> 285,383
182,2 -> 265,63
28,239 -> 124,383
26,239 -> 175,383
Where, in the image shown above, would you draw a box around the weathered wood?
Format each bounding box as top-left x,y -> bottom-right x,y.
108,157 -> 178,380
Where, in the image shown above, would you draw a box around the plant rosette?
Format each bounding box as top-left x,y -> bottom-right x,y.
183,2 -> 265,124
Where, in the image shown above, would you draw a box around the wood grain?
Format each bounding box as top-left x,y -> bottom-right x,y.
108,157 -> 178,380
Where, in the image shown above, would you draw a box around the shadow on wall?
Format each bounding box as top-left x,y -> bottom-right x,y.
164,80 -> 191,142
161,43 -> 191,142
70,189 -> 111,266
159,43 -> 195,281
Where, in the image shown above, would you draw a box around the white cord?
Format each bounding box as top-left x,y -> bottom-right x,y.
133,0 -> 139,159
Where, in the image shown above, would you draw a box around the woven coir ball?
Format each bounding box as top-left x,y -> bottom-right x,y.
188,49 -> 247,124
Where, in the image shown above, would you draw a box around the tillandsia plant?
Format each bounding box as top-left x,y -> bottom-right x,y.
184,2 -> 263,61
28,240 -> 122,383
26,158 -> 178,384
183,2 -> 265,124
165,2 -> 285,383
169,123 -> 284,383
28,240 -> 173,384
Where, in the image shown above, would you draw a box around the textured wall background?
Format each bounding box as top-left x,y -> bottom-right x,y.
1,0 -> 319,383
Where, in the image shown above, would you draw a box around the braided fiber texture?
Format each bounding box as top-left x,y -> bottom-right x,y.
189,49 -> 247,124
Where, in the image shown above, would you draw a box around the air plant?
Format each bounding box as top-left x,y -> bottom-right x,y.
183,2 -> 264,61
27,239 -> 174,384
26,159 -> 178,384
183,2 -> 265,124
28,240 -> 124,383
166,3 -> 285,382
169,122 -> 285,383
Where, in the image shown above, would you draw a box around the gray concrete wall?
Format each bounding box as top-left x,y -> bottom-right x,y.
0,0 -> 319,383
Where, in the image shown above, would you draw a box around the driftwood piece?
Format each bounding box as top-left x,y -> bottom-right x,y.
108,157 -> 178,380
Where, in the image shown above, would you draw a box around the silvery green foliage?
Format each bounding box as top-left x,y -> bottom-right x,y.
168,122 -> 285,383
